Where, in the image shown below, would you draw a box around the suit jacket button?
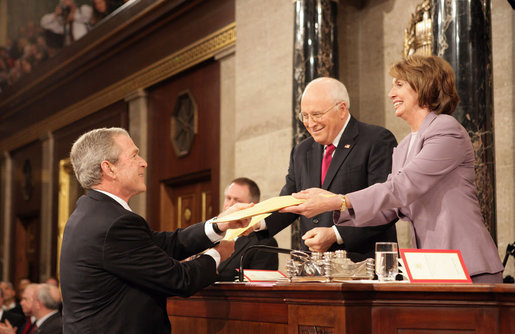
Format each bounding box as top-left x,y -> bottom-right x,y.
313,218 -> 319,224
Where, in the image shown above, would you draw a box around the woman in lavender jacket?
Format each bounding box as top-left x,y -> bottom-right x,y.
282,55 -> 503,283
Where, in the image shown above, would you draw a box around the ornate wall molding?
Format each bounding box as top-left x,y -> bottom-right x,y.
0,22 -> 236,152
403,0 -> 432,58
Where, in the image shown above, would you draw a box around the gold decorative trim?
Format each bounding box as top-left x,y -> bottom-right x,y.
201,191 -> 207,222
57,158 -> 73,279
177,196 -> 182,229
403,0 -> 432,58
0,23 -> 236,152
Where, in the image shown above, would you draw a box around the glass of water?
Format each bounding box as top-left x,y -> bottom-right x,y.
375,242 -> 398,281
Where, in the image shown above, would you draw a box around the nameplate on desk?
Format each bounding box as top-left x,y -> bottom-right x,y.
240,269 -> 287,282
400,249 -> 472,283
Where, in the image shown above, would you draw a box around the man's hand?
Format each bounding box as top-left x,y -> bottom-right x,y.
0,319 -> 16,334
216,202 -> 253,231
213,240 -> 235,263
280,188 -> 341,218
302,227 -> 337,252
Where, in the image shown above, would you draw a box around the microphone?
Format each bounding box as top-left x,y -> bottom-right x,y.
238,245 -> 296,282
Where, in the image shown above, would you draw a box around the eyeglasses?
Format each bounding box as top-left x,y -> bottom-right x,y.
299,101 -> 343,123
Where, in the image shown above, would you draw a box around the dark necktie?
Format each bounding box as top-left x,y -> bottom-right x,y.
321,144 -> 335,185
20,318 -> 32,334
28,322 -> 37,334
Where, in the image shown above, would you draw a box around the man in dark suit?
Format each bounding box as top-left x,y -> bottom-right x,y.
32,284 -> 62,334
0,282 -> 23,319
17,284 -> 37,334
0,289 -> 24,331
0,284 -> 37,334
59,128 -> 250,333
217,178 -> 278,281
260,77 -> 398,262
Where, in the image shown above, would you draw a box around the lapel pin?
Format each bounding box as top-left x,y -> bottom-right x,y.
344,144 -> 351,149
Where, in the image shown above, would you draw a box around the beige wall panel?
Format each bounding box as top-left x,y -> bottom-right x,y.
235,0 -> 294,271
218,50 -> 236,203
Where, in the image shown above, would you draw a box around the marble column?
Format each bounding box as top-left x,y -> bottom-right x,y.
292,0 -> 338,249
432,0 -> 496,241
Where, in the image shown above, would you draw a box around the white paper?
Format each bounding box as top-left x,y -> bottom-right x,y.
242,269 -> 286,282
404,252 -> 468,280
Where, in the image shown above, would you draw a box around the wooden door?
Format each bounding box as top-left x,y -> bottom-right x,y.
11,141 -> 42,283
13,215 -> 39,283
147,60 -> 220,231
160,176 -> 214,231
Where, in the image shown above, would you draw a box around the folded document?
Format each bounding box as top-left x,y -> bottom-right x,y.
211,195 -> 305,223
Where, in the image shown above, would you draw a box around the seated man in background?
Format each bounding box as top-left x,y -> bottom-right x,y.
0,283 -> 38,334
0,287 -> 24,331
32,284 -> 62,334
0,282 -> 23,318
15,278 -> 31,305
217,178 -> 279,281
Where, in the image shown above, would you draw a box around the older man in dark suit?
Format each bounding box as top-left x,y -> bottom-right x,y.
32,284 -> 62,334
260,77 -> 398,262
60,128 -> 249,333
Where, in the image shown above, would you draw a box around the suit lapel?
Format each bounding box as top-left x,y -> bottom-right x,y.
403,112 -> 437,166
393,141 -> 408,171
307,141 -> 323,188
322,116 -> 358,189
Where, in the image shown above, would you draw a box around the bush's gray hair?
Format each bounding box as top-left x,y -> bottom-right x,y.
70,127 -> 129,189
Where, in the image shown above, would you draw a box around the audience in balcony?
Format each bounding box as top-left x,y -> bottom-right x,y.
41,0 -> 93,47
0,0 -> 130,94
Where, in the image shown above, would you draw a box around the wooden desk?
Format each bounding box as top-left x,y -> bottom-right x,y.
167,281 -> 515,333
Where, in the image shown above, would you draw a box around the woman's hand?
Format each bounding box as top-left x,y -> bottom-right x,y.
280,188 -> 341,218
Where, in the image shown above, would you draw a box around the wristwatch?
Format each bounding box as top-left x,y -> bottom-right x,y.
338,195 -> 347,212
207,217 -> 224,235
212,222 -> 223,235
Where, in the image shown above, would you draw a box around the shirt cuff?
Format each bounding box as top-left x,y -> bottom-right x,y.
204,248 -> 221,268
254,219 -> 267,231
204,219 -> 224,243
332,225 -> 344,245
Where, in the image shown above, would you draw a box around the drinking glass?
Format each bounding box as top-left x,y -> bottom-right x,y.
375,242 -> 398,281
